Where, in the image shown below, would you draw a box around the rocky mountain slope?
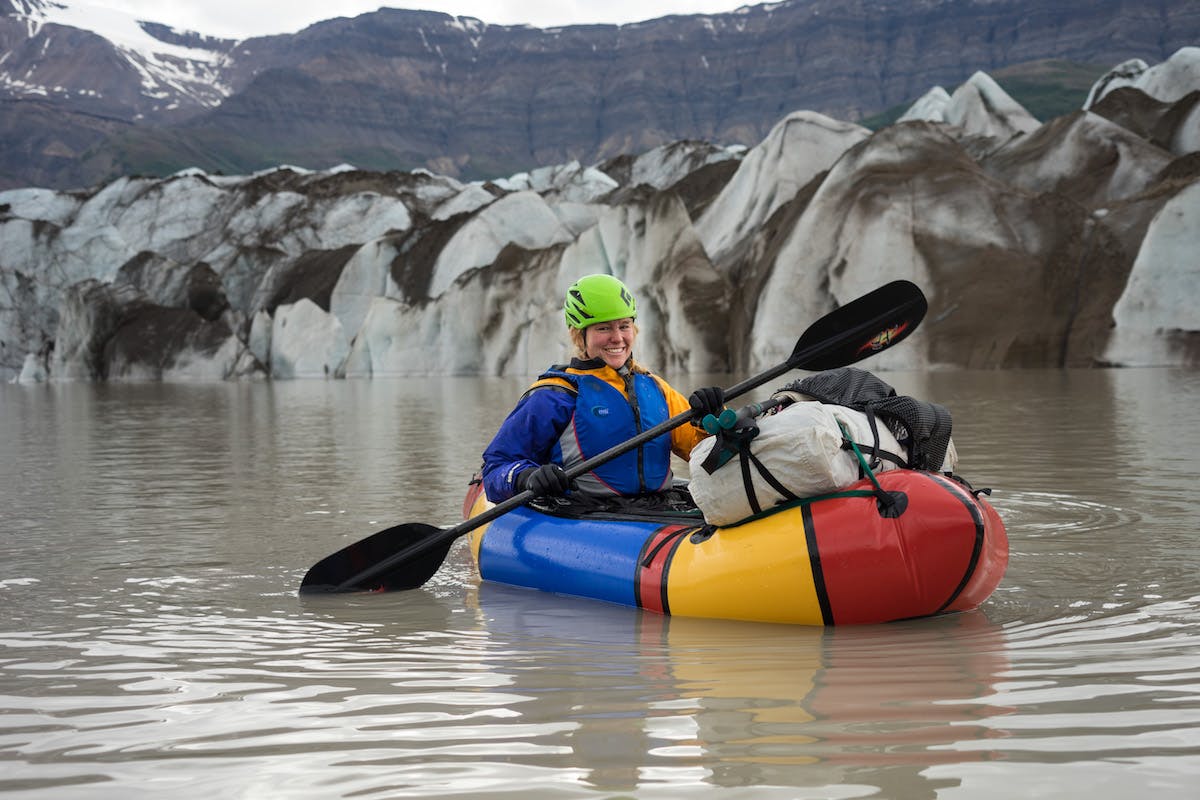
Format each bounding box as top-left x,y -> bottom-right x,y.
2,49 -> 1197,383
2,0 -> 1199,190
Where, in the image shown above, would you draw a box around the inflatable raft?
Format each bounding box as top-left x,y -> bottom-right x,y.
463,469 -> 1008,626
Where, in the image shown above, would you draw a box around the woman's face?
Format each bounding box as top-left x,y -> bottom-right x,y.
584,317 -> 637,369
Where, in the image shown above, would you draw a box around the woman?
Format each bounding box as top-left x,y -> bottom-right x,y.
481,273 -> 725,501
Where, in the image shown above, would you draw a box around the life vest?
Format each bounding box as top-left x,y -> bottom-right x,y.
535,365 -> 673,496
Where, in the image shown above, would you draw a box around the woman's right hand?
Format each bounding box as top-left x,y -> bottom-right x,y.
518,463 -> 573,497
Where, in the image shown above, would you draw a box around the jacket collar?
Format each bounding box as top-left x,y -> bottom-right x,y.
568,356 -> 632,376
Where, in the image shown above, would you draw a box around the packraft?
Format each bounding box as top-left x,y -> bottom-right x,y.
687,367 -> 957,527
464,466 -> 1007,626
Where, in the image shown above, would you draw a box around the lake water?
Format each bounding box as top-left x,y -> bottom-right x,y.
2,369 -> 1199,799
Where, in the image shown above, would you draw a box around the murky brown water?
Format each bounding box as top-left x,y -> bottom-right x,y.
2,369 -> 1199,798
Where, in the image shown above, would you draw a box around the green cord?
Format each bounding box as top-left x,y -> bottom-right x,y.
839,420 -> 887,496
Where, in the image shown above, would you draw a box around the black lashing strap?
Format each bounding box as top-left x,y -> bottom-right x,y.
699,423 -> 798,516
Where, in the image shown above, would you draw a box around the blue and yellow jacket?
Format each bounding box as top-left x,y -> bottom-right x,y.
481,358 -> 708,501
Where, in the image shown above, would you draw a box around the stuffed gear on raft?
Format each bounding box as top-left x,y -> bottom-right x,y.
688,401 -> 911,526
786,366 -> 955,471
686,367 -> 958,527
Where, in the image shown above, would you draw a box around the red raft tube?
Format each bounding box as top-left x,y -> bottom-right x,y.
464,469 -> 1008,626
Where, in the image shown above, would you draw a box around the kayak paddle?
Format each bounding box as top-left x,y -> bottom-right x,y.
299,279 -> 927,594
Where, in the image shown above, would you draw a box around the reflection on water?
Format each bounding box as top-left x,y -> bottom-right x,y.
1,370 -> 1199,798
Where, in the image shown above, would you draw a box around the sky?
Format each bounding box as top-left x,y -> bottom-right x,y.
88,1 -> 753,39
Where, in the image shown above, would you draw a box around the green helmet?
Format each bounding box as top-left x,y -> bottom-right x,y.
563,274 -> 637,329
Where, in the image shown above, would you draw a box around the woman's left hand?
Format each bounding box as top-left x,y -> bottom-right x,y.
688,386 -> 725,420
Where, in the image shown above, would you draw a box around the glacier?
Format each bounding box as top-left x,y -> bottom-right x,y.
2,48 -> 1199,383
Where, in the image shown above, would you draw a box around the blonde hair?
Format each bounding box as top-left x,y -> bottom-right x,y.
570,324 -> 649,374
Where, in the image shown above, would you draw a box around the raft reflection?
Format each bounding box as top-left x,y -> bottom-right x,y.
467,581 -> 1012,796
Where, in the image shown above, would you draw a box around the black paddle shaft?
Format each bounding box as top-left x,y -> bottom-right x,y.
299,279 -> 927,594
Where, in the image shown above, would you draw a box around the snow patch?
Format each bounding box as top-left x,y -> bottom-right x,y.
10,0 -> 234,106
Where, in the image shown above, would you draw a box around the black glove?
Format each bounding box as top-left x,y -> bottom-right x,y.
688,386 -> 725,421
518,463 -> 573,497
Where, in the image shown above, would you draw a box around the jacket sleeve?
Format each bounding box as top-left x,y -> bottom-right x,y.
652,375 -> 713,460
481,387 -> 576,501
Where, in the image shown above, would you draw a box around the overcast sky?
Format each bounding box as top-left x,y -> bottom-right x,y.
91,1 -> 751,38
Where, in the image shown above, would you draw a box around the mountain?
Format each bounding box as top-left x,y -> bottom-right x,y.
2,49 -> 1197,383
2,0 -> 1199,190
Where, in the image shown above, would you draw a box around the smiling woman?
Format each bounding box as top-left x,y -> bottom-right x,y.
481,272 -> 726,502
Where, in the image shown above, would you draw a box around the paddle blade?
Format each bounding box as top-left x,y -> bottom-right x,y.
299,522 -> 450,593
790,280 -> 927,371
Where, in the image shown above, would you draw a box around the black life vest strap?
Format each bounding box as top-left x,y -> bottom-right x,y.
519,382 -> 577,402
